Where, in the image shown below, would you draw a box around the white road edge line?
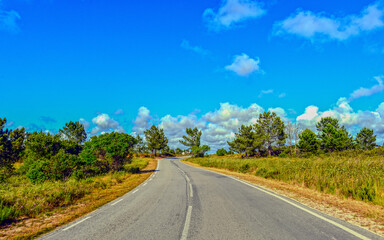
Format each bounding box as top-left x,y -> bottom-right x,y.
132,189 -> 139,194
180,160 -> 372,240
180,205 -> 193,240
111,199 -> 124,206
143,182 -> 147,186
62,217 -> 91,231
229,177 -> 370,240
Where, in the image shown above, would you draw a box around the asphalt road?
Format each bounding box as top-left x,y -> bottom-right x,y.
40,157 -> 383,240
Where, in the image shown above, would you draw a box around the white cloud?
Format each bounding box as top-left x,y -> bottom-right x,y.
225,53 -> 261,76
79,118 -> 90,130
258,89 -> 273,98
114,109 -> 124,115
275,2 -> 384,41
349,76 -> 384,101
203,0 -> 266,30
91,113 -> 124,135
132,107 -> 152,135
278,93 -> 286,98
296,98 -> 384,141
132,99 -> 384,151
181,40 -> 209,56
0,9 -> 20,33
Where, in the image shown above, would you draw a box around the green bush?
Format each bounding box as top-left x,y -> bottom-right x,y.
80,132 -> 137,174
216,148 -> 227,156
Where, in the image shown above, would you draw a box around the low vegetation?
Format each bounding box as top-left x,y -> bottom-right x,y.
0,157 -> 150,226
186,149 -> 384,206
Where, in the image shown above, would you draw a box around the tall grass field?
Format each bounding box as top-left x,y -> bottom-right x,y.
186,150 -> 384,206
0,158 -> 150,226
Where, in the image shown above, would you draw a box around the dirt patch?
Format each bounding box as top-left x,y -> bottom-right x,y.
1,159 -> 158,240
183,160 -> 384,237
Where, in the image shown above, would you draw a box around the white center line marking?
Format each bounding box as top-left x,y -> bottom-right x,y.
62,217 -> 91,231
180,206 -> 193,240
189,183 -> 193,198
111,199 -> 124,206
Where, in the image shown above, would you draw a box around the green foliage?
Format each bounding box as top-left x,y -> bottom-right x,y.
80,132 -> 137,173
298,129 -> 320,153
0,117 -> 26,172
216,148 -> 227,156
144,125 -> 168,157
254,112 -> 286,157
59,121 -> 87,145
355,127 -> 377,150
179,127 -> 202,148
316,117 -> 353,152
134,135 -> 147,153
191,145 -> 210,157
227,125 -> 261,157
175,148 -> 183,155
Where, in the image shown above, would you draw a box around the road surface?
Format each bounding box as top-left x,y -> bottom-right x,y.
40,157 -> 383,240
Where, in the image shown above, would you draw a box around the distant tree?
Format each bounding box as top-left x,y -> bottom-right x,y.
134,135 -> 147,153
175,148 -> 183,155
179,127 -> 202,149
286,121 -> 301,156
227,125 -> 260,157
254,112 -> 286,157
144,125 -> 168,158
298,129 -> 320,154
191,145 -> 210,157
216,148 -> 227,156
59,121 -> 87,145
316,117 -> 353,152
355,127 -> 377,150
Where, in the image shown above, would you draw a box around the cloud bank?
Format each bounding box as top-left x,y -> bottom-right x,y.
275,2 -> 384,41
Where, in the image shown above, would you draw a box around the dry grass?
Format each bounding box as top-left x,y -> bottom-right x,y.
0,158 -> 157,240
184,157 -> 384,237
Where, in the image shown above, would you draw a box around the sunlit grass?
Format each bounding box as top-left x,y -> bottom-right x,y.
0,158 -> 150,226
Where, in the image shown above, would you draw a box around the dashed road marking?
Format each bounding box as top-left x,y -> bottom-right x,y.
180,206 -> 193,240
111,199 -> 124,206
62,217 -> 91,231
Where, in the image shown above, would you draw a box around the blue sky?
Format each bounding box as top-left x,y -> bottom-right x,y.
1,0 -> 384,149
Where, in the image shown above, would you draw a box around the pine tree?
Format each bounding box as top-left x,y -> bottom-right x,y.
144,125 -> 168,158
298,128 -> 319,153
316,117 -> 353,152
254,112 -> 286,157
179,127 -> 201,149
59,121 -> 87,145
355,127 -> 376,150
227,125 -> 261,157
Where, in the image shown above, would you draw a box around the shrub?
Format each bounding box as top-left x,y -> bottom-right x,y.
80,132 -> 137,174
216,148 -> 227,156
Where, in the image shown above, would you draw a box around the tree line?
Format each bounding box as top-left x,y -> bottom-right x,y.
0,116 -> 211,184
226,112 -> 378,157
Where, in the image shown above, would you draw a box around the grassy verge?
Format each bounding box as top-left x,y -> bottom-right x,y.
184,154 -> 384,236
0,157 -> 156,240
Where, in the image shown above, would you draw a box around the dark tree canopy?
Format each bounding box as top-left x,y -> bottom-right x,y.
298,129 -> 319,153
316,117 -> 353,152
